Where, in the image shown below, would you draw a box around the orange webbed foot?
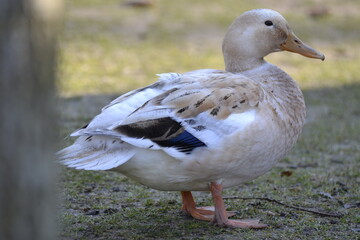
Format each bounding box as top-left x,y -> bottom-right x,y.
181,184 -> 268,229
182,205 -> 236,221
209,182 -> 268,229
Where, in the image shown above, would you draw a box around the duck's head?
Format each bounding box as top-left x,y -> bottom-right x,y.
223,9 -> 325,72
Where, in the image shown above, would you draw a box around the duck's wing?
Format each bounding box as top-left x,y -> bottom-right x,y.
58,72 -> 183,170
58,71 -> 264,169
112,71 -> 264,158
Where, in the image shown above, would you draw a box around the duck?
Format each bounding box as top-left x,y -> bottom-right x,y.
59,9 -> 324,228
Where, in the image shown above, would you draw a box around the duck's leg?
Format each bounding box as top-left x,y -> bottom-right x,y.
210,182 -> 268,228
181,191 -> 235,221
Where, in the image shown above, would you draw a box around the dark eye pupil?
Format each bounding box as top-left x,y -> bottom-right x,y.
265,20 -> 273,26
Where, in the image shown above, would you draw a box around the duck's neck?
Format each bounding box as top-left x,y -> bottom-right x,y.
222,27 -> 269,72
223,54 -> 266,72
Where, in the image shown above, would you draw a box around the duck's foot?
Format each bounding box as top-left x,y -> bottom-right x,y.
210,182 -> 268,229
181,191 -> 236,221
181,184 -> 267,229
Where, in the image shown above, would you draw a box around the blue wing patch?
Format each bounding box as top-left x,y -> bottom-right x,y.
154,130 -> 206,154
115,117 -> 206,154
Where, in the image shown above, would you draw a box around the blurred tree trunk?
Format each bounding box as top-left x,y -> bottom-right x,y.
0,0 -> 62,239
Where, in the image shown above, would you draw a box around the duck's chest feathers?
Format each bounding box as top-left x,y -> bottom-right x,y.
243,64 -> 306,141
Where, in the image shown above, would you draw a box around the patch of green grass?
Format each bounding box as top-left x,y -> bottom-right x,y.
58,0 -> 360,239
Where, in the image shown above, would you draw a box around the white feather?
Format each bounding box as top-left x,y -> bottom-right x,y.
58,136 -> 136,170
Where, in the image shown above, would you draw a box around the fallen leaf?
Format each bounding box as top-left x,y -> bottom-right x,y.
281,170 -> 293,177
289,186 -> 302,192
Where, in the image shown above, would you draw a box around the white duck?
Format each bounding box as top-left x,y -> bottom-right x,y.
59,9 -> 324,228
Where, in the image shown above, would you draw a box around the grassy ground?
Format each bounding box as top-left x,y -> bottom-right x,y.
58,0 -> 360,239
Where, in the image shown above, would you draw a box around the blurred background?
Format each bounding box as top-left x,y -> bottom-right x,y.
58,0 -> 360,96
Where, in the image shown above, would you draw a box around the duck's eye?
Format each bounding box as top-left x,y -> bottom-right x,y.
265,20 -> 273,26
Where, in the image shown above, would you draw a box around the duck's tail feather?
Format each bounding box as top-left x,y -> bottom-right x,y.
57,136 -> 136,170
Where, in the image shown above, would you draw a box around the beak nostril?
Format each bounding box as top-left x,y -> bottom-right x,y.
281,33 -> 324,60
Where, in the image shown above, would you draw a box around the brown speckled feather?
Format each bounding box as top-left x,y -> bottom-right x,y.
135,72 -> 264,120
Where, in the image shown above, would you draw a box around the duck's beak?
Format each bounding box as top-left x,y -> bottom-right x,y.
280,31 -> 325,61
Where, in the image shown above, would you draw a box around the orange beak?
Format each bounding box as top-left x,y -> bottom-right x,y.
280,31 -> 325,61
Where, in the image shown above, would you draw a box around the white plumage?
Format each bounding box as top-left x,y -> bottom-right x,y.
59,9 -> 324,228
